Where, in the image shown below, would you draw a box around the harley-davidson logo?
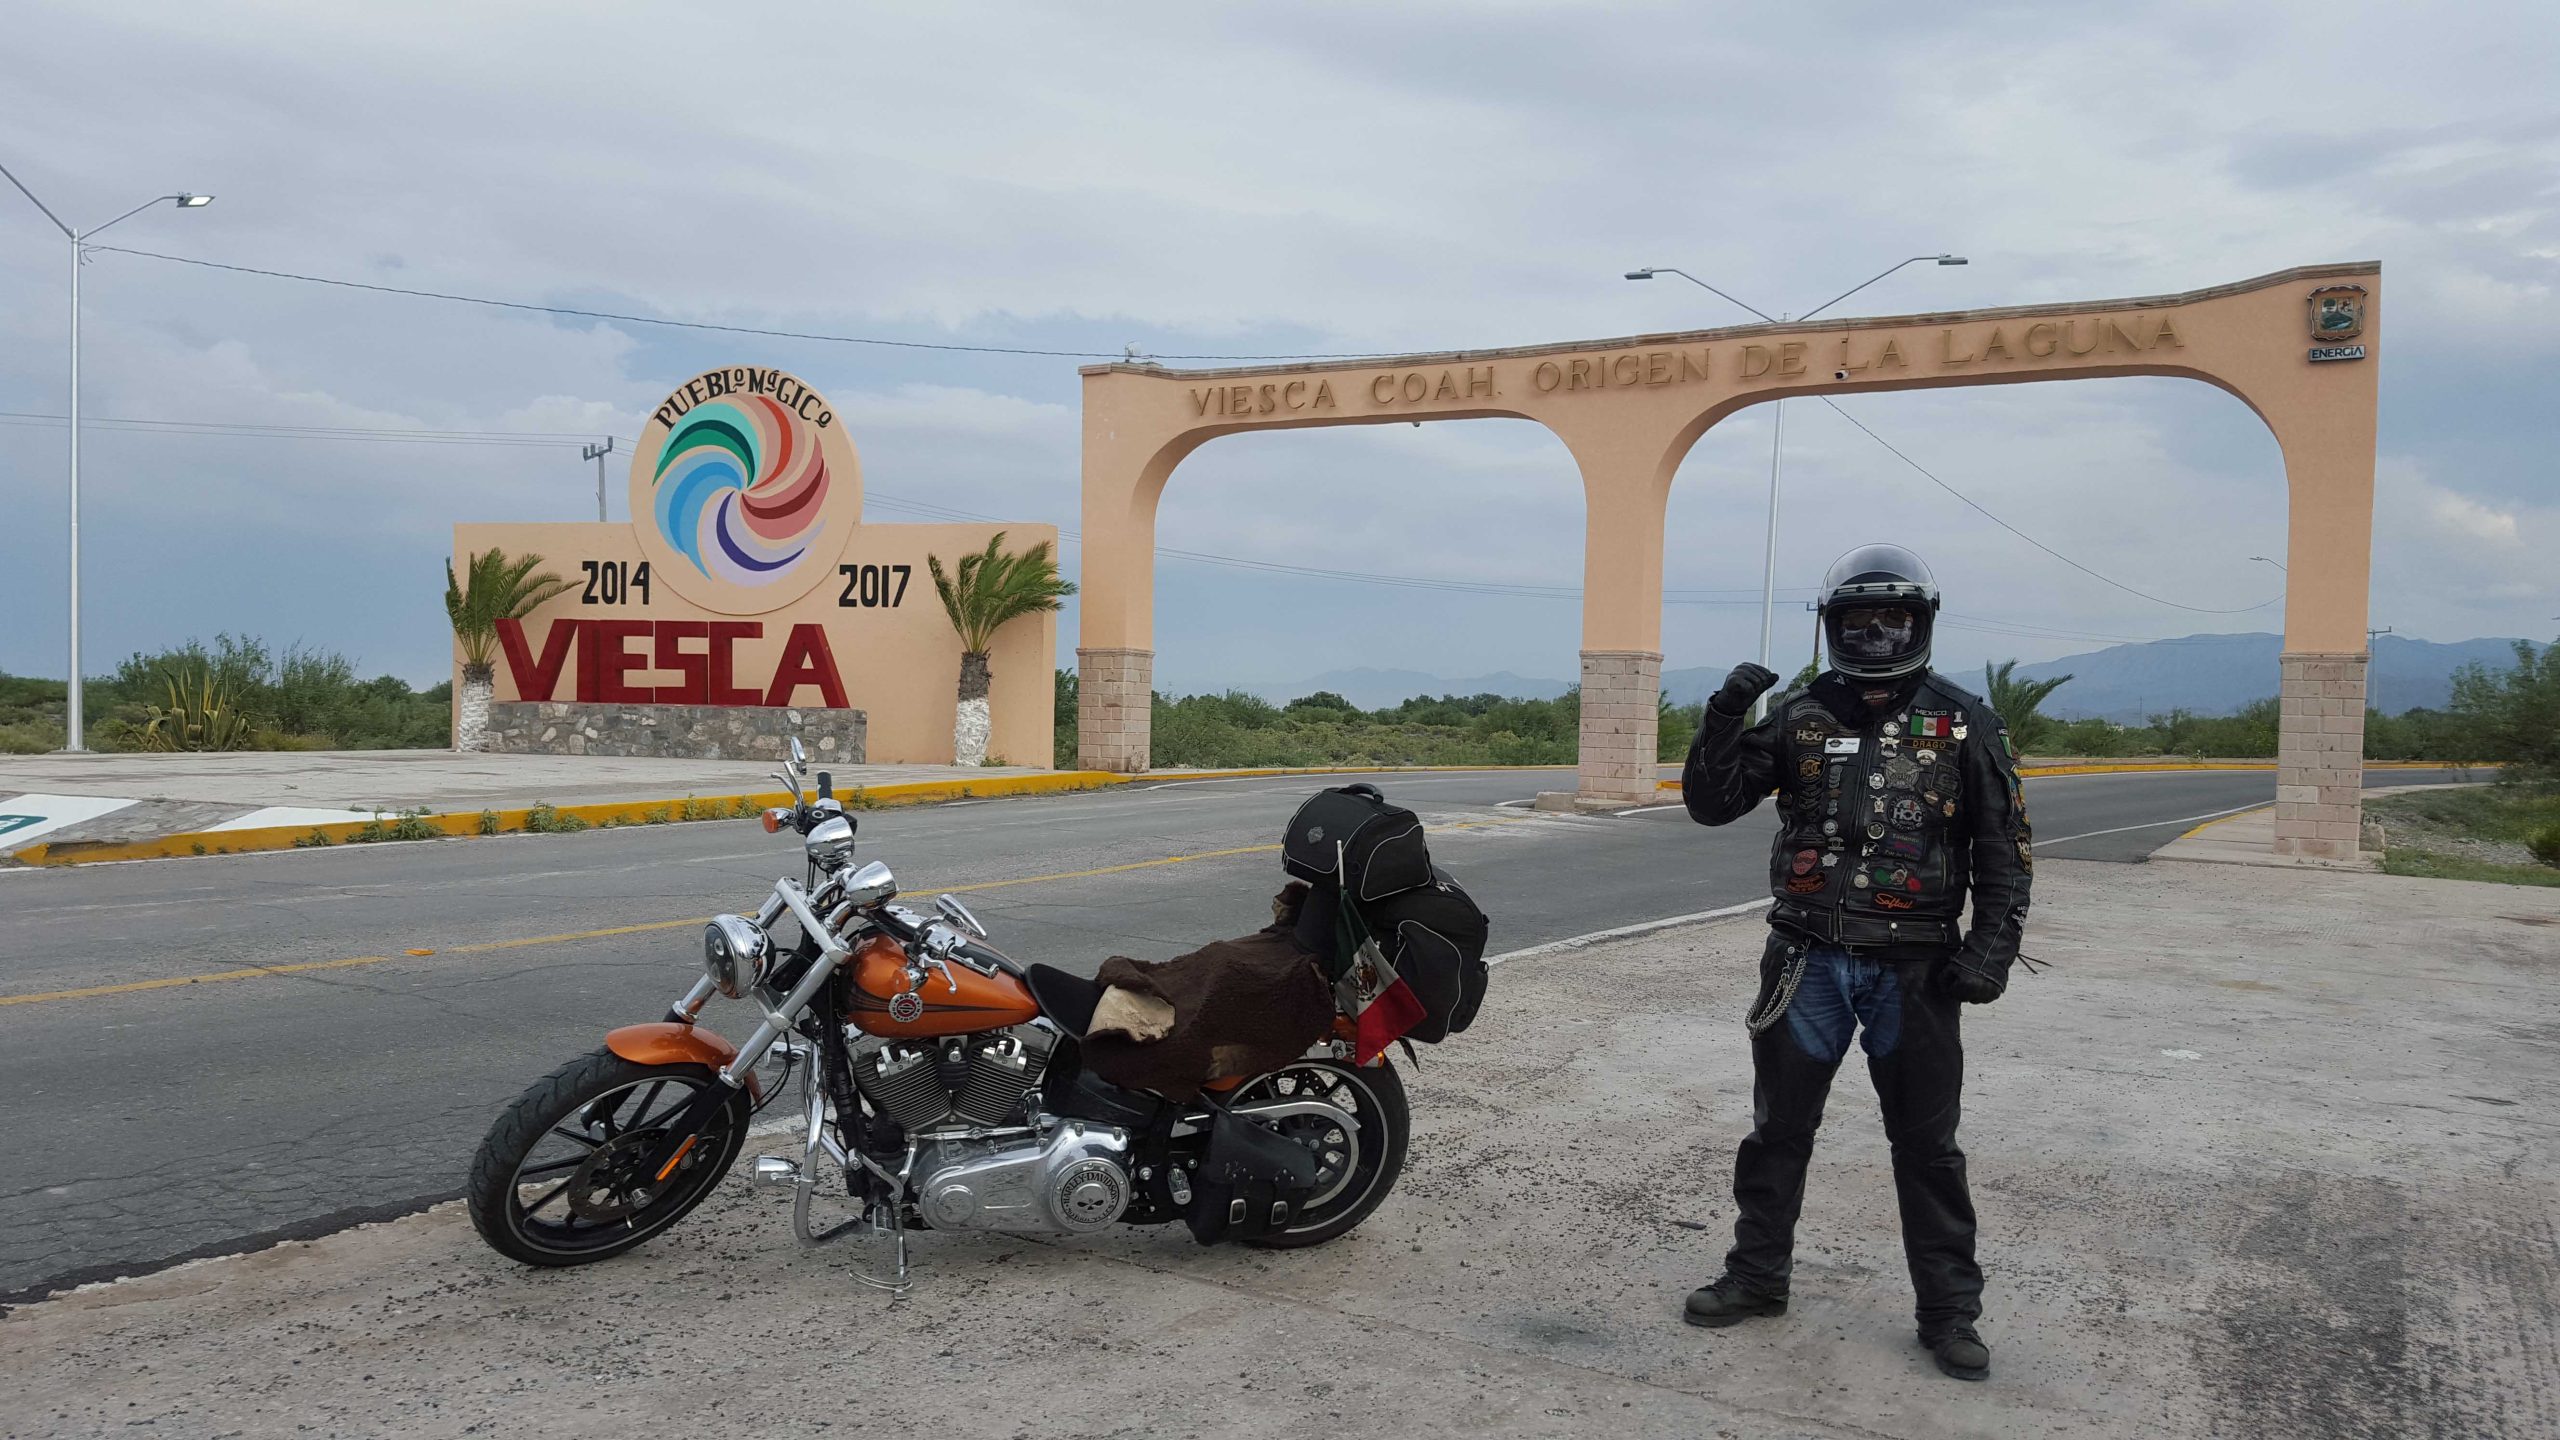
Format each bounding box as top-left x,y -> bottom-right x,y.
2308,284 -> 2366,341
887,991 -> 925,1024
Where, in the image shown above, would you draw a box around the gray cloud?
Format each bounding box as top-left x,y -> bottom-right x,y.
2,0 -> 2553,695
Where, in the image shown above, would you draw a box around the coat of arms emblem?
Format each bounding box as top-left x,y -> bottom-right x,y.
2307,284 -> 2366,341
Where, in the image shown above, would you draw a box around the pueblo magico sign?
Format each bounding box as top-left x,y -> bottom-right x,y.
453,365 -> 1056,765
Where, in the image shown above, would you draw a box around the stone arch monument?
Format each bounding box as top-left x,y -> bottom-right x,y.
1077,263 -> 2380,859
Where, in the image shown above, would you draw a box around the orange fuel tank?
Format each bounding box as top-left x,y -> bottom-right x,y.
848,932 -> 1040,1038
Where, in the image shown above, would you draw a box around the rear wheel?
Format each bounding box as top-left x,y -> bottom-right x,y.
1236,1059 -> 1407,1249
466,1049 -> 747,1267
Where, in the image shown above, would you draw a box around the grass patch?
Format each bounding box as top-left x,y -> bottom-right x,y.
522,802 -> 589,834
2371,783 -> 2560,887
346,807 -> 440,843
2380,848 -> 2560,887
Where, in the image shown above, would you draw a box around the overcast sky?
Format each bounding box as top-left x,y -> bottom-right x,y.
3,1 -> 2554,696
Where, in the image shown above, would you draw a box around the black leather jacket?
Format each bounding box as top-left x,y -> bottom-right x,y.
1683,669 -> 2032,992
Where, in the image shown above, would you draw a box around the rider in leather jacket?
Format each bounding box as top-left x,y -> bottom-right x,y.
1676,543 -> 2031,1383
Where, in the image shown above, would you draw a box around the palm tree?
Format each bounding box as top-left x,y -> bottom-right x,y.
1984,659 -> 2072,756
928,533 -> 1075,766
444,547 -> 572,751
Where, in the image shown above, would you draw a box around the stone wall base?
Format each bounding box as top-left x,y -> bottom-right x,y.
2272,650 -> 2366,859
484,702 -> 865,763
1077,647 -> 1154,773
1578,649 -> 1663,806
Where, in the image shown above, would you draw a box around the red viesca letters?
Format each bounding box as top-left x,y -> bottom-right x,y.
494,618 -> 849,709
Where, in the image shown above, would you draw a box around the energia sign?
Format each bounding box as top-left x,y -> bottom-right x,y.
452,365 -> 1056,765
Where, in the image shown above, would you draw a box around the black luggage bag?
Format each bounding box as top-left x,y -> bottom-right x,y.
1363,866 -> 1491,1042
1281,783 -> 1433,902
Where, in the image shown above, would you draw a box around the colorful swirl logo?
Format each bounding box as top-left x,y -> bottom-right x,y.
649,395 -> 830,587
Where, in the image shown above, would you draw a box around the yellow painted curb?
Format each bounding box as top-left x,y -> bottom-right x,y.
10,770 -> 1136,867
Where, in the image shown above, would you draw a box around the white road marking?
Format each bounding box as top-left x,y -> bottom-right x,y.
2037,804 -> 2262,846
207,805 -> 377,832
1617,803 -> 1689,816
1485,898 -> 1775,967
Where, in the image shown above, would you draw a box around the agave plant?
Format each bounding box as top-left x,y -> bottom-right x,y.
927,533 -> 1075,767
444,548 -> 571,752
141,664 -> 255,752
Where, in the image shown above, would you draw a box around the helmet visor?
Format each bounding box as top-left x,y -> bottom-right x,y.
1831,604 -> 1921,663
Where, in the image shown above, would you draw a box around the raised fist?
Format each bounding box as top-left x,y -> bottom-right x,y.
1711,662 -> 1782,715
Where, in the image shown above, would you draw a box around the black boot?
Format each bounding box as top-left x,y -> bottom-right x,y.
1920,1323 -> 1989,1381
1683,1274 -> 1787,1328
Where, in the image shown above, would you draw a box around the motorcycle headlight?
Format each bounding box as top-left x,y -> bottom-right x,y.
803,814 -> 857,871
702,913 -> 772,999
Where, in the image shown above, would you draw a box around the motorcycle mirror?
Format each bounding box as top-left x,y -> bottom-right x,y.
934,894 -> 988,940
788,736 -> 807,768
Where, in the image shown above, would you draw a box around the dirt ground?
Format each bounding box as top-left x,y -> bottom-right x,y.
5,857 -> 2557,1439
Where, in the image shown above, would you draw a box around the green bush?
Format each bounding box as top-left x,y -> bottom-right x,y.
2528,824 -> 2560,870
1,634 -> 450,752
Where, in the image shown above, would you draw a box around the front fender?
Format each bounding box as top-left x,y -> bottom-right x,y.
605,1022 -> 761,1102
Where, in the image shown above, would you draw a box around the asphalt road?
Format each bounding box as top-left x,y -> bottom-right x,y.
0,765 -> 2470,1302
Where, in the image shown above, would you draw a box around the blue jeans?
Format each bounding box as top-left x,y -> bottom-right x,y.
1784,945 -> 1908,1062
1726,938 -> 1980,1329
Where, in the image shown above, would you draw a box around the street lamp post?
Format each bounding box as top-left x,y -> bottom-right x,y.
1,162 -> 212,751
1626,255 -> 1965,715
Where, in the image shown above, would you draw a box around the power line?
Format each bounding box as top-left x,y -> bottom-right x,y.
0,409 -> 595,448
85,244 -> 1396,362
75,248 -> 2286,621
1814,398 -> 2281,616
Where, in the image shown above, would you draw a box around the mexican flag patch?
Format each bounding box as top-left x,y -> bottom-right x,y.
1909,714 -> 1951,738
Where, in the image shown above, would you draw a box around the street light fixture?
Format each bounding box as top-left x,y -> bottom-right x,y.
0,162 -> 214,751
2249,554 -> 2287,573
1624,254 -> 1966,715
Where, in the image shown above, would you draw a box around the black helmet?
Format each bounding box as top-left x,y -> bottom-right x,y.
1818,543 -> 1940,681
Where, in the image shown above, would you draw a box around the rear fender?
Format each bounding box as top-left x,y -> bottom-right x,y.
606,1021 -> 762,1102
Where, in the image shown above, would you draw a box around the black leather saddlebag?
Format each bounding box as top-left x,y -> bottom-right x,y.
1183,1108 -> 1322,1245
1281,783 -> 1433,902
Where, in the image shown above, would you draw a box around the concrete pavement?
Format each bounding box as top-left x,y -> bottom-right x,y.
0,767 -> 2485,1306
7,856 -> 2555,1438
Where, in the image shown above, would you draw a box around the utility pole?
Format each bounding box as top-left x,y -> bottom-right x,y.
2367,625 -> 2392,716
584,438 -> 616,522
0,161 -> 213,751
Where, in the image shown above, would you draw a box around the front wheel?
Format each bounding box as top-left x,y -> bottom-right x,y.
466,1049 -> 748,1267
1236,1058 -> 1408,1249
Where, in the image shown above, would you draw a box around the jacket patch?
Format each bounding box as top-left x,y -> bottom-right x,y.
1824,736 -> 1861,755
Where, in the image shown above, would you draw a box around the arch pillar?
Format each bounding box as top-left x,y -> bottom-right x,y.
2267,366 -> 2379,859
1556,419 -> 1679,807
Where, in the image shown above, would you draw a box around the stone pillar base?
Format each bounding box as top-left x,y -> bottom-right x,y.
1577,649 -> 1662,807
2273,650 -> 2367,859
1077,647 -> 1153,773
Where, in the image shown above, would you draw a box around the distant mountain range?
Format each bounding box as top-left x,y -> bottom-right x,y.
1234,667 -> 1574,709
1219,633 -> 2532,721
2009,632 -> 2529,723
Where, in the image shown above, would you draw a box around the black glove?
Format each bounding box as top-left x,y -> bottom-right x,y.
1932,959 -> 2004,1005
1710,662 -> 1781,716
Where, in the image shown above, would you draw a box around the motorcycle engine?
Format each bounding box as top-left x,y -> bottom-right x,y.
852,1027 -> 1125,1234
851,1029 -> 1053,1133
914,1122 -> 1132,1234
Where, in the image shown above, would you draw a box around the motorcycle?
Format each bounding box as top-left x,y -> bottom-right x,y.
466,739 -> 1407,1291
